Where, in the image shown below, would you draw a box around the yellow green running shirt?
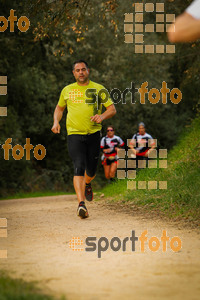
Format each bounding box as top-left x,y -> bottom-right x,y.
58,80 -> 113,135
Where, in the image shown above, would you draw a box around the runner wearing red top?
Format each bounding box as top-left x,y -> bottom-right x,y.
101,125 -> 124,182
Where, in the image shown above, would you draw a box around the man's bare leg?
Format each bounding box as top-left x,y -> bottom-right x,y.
110,162 -> 117,179
73,173 -> 95,203
73,176 -> 85,204
85,171 -> 95,184
103,165 -> 111,179
74,176 -> 89,218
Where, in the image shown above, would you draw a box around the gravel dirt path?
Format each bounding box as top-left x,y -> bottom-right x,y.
0,195 -> 199,300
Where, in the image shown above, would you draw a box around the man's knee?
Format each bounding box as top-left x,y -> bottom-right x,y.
86,169 -> 96,178
86,161 -> 98,178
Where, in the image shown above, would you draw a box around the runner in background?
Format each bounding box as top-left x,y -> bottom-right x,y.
101,125 -> 124,183
168,0 -> 200,42
129,122 -> 155,168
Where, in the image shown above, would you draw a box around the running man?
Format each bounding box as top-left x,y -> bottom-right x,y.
129,122 -> 155,168
168,0 -> 200,42
101,125 -> 124,182
51,60 -> 116,218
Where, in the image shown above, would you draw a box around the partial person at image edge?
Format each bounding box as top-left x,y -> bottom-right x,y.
168,0 -> 200,42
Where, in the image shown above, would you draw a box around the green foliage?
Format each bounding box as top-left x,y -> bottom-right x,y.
0,271 -> 65,300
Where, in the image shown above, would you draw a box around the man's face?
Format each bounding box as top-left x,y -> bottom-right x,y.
139,125 -> 145,135
73,63 -> 89,84
107,127 -> 114,138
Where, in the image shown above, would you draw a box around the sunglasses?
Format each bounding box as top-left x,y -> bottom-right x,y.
107,129 -> 114,132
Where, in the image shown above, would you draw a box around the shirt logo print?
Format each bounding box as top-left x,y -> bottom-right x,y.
69,89 -> 84,103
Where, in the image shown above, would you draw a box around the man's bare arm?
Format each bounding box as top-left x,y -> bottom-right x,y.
90,104 -> 116,123
168,12 -> 200,42
51,105 -> 66,134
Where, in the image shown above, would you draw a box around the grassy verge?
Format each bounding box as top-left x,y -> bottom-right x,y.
100,117 -> 200,224
0,271 -> 65,300
0,190 -> 75,201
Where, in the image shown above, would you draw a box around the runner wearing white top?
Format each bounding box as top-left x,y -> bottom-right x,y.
186,0 -> 200,19
129,122 -> 155,168
101,125 -> 124,182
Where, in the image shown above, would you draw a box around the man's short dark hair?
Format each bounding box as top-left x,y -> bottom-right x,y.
72,60 -> 89,70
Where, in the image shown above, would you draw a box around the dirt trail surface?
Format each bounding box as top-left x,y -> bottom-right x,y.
0,195 -> 199,300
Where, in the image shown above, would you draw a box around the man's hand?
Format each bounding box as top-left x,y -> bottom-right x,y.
51,122 -> 61,134
145,148 -> 153,157
104,148 -> 112,154
90,114 -> 103,123
92,104 -> 116,123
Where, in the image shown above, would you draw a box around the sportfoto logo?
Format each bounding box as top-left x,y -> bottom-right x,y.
124,2 -> 176,54
0,76 -> 7,116
69,230 -> 182,258
0,77 -> 46,161
117,142 -> 168,190
0,9 -> 30,33
85,81 -> 182,105
1,138 -> 46,161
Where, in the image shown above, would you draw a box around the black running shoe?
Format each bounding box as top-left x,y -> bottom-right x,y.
110,177 -> 117,183
77,201 -> 89,219
85,183 -> 93,202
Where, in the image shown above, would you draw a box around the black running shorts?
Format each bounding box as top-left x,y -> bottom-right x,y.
67,131 -> 101,177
